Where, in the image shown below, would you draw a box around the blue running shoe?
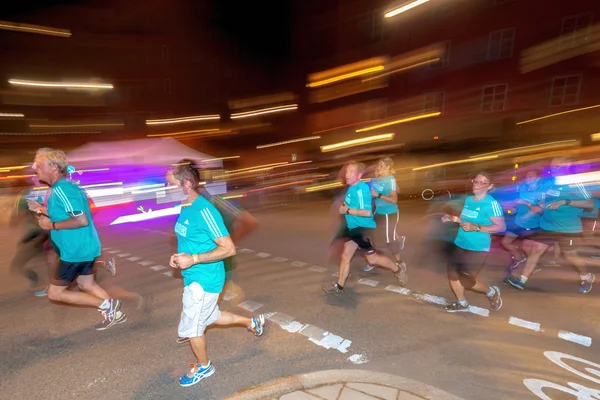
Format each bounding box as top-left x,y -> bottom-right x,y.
179,361 -> 215,387
34,287 -> 48,297
363,265 -> 375,272
248,314 -> 265,336
504,277 -> 524,290
509,257 -> 526,270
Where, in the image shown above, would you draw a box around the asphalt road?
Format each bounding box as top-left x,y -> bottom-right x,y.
0,199 -> 599,400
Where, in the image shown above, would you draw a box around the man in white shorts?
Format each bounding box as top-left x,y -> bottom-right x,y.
169,161 -> 265,387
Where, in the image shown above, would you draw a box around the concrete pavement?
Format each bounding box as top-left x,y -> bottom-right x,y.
1,199 -> 600,399
225,370 -> 466,400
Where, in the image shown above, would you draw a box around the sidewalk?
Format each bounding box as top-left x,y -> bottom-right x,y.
225,370 -> 467,400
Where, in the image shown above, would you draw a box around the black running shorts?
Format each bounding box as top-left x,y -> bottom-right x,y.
52,259 -> 96,286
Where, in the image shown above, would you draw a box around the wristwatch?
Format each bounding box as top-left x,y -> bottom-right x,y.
378,193 -> 382,199
475,225 -> 481,232
346,208 -> 350,215
565,199 -> 571,205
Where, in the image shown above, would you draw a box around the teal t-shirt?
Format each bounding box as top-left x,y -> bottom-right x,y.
174,195 -> 230,293
540,178 -> 591,233
344,181 -> 376,229
372,175 -> 399,215
514,183 -> 544,229
47,178 -> 101,262
455,195 -> 504,252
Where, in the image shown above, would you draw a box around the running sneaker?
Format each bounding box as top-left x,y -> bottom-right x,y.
34,287 -> 48,297
248,314 -> 265,336
106,257 -> 117,277
363,265 -> 375,272
114,311 -> 127,325
488,286 -> 503,312
95,299 -> 121,331
176,337 -> 190,345
322,283 -> 344,295
579,273 -> 595,294
179,361 -> 215,387
394,261 -> 408,287
509,257 -> 527,270
445,302 -> 469,312
542,259 -> 560,267
504,277 -> 525,290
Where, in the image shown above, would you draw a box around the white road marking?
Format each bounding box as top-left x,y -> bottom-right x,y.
256,252 -> 271,258
273,257 -> 288,262
292,261 -> 307,267
558,331 -> 592,347
509,317 -> 542,332
413,293 -> 449,306
150,265 -> 167,271
127,257 -> 141,261
385,285 -> 412,296
238,300 -> 263,312
103,247 -> 111,250
348,354 -> 369,364
163,270 -> 174,278
267,312 -> 355,355
239,248 -> 254,254
357,278 -> 379,287
466,305 -> 490,317
107,250 -> 120,254
222,291 -> 237,301
117,253 -> 131,258
139,260 -> 154,266
309,266 -> 327,273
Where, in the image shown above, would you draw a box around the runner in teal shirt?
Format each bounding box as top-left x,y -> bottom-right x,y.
174,195 -> 229,293
366,157 -> 406,273
442,172 -> 505,313
47,178 -> 101,262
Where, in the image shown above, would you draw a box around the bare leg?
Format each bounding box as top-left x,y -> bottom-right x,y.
449,280 -> 466,301
338,241 -> 358,287
212,311 -> 252,327
47,284 -> 104,307
76,274 -> 110,300
189,336 -> 209,366
520,241 -> 548,278
365,252 -> 398,272
501,232 -> 523,261
472,280 -> 491,294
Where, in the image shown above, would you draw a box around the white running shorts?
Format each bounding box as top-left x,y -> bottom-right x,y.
178,282 -> 221,338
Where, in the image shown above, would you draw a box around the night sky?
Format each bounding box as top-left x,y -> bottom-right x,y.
208,0 -> 292,63
0,0 -> 293,63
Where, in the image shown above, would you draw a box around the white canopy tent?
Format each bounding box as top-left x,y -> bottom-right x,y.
67,137 -> 223,169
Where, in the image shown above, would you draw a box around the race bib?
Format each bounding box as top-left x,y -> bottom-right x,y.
462,209 -> 479,219
546,189 -> 560,197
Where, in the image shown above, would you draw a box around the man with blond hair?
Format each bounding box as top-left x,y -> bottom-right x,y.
32,148 -> 126,330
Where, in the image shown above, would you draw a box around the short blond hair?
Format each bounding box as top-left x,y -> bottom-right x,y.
346,160 -> 366,174
37,147 -> 69,174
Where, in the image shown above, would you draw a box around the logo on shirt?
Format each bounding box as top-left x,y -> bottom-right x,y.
174,222 -> 187,237
475,207 -> 480,211
184,219 -> 189,225
462,209 -> 479,219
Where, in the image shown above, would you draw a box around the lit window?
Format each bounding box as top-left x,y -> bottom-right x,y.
488,28 -> 515,60
549,75 -> 582,107
424,92 -> 445,113
481,84 -> 507,112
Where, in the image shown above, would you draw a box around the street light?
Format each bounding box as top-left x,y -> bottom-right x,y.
384,0 -> 430,18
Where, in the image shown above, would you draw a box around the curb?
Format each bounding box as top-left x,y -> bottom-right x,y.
224,370 -> 467,400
